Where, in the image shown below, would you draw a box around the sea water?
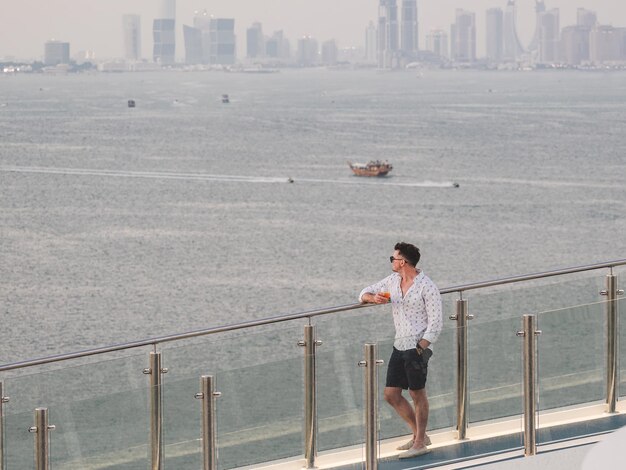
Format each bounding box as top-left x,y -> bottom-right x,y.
0,69 -> 625,362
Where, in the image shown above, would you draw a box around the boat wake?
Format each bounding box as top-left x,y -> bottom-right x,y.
0,166 -> 459,188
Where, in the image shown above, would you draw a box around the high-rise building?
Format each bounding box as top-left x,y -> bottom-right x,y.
183,24 -> 203,64
561,26 -> 590,65
44,40 -> 70,65
183,11 -> 236,65
123,14 -> 141,60
577,8 -> 597,29
266,30 -> 290,59
209,18 -> 236,65
153,0 -> 176,65
503,0 -> 525,61
297,36 -> 319,66
365,21 -> 377,63
378,0 -> 399,68
451,9 -> 476,63
426,30 -> 449,59
247,22 -> 264,59
537,8 -> 560,64
589,25 -> 623,63
321,40 -> 338,66
401,0 -> 418,58
528,0 -> 546,54
486,8 -> 503,62
193,10 -> 212,64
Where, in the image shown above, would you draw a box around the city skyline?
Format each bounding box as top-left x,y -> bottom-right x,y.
1,0 -> 625,61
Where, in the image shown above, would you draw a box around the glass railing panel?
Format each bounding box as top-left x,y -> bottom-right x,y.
159,323 -> 306,469
215,354 -> 303,469
2,352 -> 151,469
313,310 -> 372,454
537,301 -> 605,414
162,375 -> 202,469
4,409 -> 33,470
467,315 -> 524,425
537,301 -> 607,446
458,270 -> 612,324
0,348 -> 151,414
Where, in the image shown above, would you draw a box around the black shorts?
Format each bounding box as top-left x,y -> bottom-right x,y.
385,347 -> 432,391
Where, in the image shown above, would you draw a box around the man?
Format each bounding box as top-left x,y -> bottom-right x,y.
359,242 -> 443,459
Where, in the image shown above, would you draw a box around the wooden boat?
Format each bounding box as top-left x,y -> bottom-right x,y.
348,160 -> 393,177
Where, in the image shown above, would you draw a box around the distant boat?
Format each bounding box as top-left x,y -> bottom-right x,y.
127,99 -> 136,108
348,160 -> 393,177
222,94 -> 230,104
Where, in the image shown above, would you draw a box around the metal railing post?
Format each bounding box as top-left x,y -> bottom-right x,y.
195,375 -> 221,470
298,324 -> 322,469
450,296 -> 473,440
517,314 -> 541,457
0,383 -> 9,470
601,272 -> 623,413
143,351 -> 168,470
358,343 -> 383,470
28,408 -> 55,470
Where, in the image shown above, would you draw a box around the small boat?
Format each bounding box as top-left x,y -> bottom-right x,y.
348,160 -> 393,177
127,99 -> 136,108
222,94 -> 230,104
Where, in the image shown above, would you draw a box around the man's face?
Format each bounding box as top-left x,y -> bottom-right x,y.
390,250 -> 405,272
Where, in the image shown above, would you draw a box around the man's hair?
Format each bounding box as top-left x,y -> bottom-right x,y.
394,242 -> 421,266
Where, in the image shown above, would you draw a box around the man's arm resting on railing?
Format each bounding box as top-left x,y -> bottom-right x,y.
361,292 -> 388,304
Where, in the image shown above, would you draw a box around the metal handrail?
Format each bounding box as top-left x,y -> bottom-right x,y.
1,258 -> 624,373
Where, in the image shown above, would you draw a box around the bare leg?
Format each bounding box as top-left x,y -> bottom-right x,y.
409,388 -> 429,449
384,387 -> 417,437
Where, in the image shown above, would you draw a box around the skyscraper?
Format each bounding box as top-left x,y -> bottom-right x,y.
537,9 -> 560,64
561,26 -> 589,65
503,1 -> 525,62
247,22 -> 264,59
401,0 -> 418,58
266,31 -> 290,59
153,0 -> 176,65
44,40 -> 70,65
528,0 -> 546,54
451,9 -> 476,63
426,30 -> 449,59
209,19 -> 236,65
297,36 -> 319,66
378,0 -> 399,68
321,40 -> 338,66
577,8 -> 598,29
590,25 -> 623,63
365,21 -> 377,63
123,15 -> 141,61
486,8 -> 503,63
183,24 -> 202,64
183,11 -> 236,65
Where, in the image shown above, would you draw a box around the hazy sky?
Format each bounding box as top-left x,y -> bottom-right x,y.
1,0 -> 624,60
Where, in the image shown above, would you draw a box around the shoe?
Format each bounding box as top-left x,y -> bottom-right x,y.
398,446 -> 431,459
396,439 -> 413,450
395,434 -> 431,450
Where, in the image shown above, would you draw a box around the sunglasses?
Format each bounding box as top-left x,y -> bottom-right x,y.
389,257 -> 404,263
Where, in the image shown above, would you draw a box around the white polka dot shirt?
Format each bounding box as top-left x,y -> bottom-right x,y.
359,271 -> 443,351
